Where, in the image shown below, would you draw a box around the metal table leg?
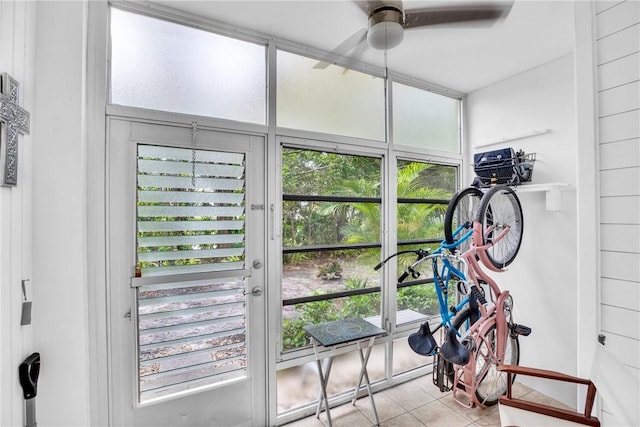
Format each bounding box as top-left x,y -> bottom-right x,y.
351,336 -> 379,426
311,338 -> 333,426
315,356 -> 333,419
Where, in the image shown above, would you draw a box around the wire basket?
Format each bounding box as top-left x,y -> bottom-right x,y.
472,148 -> 536,188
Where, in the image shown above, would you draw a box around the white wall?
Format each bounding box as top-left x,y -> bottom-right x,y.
0,1 -> 36,425
466,53 -> 580,407
594,1 -> 640,424
30,1 -> 92,425
595,0 -> 640,370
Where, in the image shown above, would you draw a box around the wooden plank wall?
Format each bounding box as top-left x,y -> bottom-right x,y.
595,0 -> 640,422
596,0 -> 640,369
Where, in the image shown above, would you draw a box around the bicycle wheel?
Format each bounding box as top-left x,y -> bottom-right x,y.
444,187 -> 483,253
475,185 -> 523,269
474,323 -> 519,406
444,306 -> 478,386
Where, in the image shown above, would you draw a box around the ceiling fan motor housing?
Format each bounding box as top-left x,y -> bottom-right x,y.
367,6 -> 404,50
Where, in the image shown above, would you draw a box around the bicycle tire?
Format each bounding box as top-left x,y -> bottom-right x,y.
474,185 -> 523,269
444,187 -> 484,253
473,323 -> 519,406
444,306 -> 477,386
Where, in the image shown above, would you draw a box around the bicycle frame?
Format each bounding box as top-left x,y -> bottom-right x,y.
393,184 -> 529,408
405,216 -> 518,408
400,223 -> 475,332
450,247 -> 512,408
431,227 -> 473,329
473,219 -> 513,273
441,216 -> 518,408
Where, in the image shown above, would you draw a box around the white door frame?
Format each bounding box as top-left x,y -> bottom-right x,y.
106,117 -> 267,426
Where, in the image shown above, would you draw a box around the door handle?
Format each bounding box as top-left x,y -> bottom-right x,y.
250,286 -> 263,297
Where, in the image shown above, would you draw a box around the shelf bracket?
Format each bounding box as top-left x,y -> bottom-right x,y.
514,183 -> 570,211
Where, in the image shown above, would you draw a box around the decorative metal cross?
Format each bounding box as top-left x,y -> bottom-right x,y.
0,73 -> 31,187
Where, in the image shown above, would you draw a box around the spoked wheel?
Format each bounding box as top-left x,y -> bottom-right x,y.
474,323 -> 520,406
475,185 -> 523,269
444,187 -> 484,253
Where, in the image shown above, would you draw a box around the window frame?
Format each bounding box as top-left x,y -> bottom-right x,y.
103,2 -> 469,421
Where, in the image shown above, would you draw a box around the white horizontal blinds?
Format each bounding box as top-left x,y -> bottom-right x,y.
137,144 -> 246,277
135,144 -> 248,403
137,276 -> 247,402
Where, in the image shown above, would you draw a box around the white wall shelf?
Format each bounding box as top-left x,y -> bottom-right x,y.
513,182 -> 570,211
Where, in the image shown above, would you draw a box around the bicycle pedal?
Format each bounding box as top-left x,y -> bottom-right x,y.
511,323 -> 532,336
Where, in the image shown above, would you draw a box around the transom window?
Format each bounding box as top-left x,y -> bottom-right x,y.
392,82 -> 460,152
277,50 -> 386,141
110,7 -> 266,124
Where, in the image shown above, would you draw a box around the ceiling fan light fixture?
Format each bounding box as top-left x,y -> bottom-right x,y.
367,20 -> 404,50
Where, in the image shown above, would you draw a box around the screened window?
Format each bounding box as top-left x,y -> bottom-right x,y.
277,50 -> 385,141
280,147 -> 382,352
110,8 -> 266,124
392,82 -> 460,152
396,160 -> 457,319
135,144 -> 248,403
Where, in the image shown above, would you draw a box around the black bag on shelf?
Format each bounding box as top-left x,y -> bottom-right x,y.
472,147 -> 535,187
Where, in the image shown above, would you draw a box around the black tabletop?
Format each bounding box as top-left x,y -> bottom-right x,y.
304,318 -> 386,347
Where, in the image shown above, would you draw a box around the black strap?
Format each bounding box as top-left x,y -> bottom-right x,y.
19,352 -> 40,400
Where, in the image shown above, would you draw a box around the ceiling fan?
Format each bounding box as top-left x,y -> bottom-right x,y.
316,1 -> 512,68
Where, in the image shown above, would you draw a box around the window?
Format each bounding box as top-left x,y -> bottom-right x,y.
107,5 -> 466,417
280,147 -> 382,352
277,50 -> 385,141
396,160 -> 457,320
110,8 -> 266,124
392,82 -> 460,152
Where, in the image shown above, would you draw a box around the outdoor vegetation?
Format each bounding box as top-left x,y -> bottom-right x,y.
281,149 -> 456,351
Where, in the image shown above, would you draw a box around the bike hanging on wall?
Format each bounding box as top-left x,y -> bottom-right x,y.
377,184 -> 531,408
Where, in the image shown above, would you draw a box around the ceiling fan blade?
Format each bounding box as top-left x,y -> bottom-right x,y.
314,28 -> 368,69
403,2 -> 512,29
339,38 -> 370,71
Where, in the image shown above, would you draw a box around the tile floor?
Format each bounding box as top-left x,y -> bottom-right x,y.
284,375 -> 568,427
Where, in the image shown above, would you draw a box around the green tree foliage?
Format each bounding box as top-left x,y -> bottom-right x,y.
281,150 -> 458,351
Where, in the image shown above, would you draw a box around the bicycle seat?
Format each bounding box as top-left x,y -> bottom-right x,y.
408,322 -> 437,356
440,327 -> 470,366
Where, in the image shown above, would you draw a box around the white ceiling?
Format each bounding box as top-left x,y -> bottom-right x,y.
156,0 -> 575,93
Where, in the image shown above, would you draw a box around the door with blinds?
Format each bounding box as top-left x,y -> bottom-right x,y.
108,119 -> 266,426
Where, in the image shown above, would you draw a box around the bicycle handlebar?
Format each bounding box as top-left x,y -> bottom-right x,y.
373,248 -> 430,271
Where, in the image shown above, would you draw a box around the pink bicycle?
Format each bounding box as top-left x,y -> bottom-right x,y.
435,184 -> 531,408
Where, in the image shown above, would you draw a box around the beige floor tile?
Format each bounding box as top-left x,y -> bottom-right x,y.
383,380 -> 437,411
357,391 -> 406,424
380,412 -> 426,427
411,399 -> 471,427
317,402 -> 373,427
522,389 -> 573,410
510,381 -> 533,399
438,391 -> 498,422
473,407 -> 503,427
284,376 -> 569,427
283,415 -> 326,427
411,374 -> 453,400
